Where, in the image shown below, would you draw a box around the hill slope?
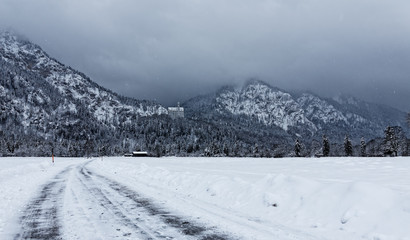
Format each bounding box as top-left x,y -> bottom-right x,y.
184,79 -> 407,142
0,31 -> 167,128
1,31 -> 408,157
0,31 -> 167,156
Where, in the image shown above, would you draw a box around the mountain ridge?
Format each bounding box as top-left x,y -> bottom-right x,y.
184,79 -> 407,141
1,30 -> 408,157
0,31 -> 167,129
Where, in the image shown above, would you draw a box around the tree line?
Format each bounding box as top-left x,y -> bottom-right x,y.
294,125 -> 409,157
1,117 -> 408,158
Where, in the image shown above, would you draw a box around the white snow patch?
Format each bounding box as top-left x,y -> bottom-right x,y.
1,157 -> 409,240
0,157 -> 80,238
87,157 -> 410,240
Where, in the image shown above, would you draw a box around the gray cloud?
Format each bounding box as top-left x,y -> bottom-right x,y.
1,0 -> 410,111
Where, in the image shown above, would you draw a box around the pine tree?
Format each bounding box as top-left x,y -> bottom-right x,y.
153,141 -> 162,157
233,141 -> 239,156
253,143 -> 259,157
384,126 -> 396,156
84,138 -> 95,158
360,137 -> 366,157
322,135 -> 330,157
383,126 -> 403,156
344,135 -> 353,156
294,139 -> 301,157
223,144 -> 229,156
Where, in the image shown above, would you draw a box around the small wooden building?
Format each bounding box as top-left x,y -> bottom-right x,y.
124,151 -> 149,157
132,151 -> 149,157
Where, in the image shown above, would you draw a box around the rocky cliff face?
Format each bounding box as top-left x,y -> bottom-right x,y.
215,81 -> 317,133
185,79 -> 407,141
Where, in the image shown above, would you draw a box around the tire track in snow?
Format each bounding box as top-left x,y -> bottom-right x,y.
77,164 -> 232,240
14,166 -> 72,240
13,161 -> 234,240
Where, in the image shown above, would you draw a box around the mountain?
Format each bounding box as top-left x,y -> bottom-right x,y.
0,31 -> 168,156
0,31 -> 279,158
1,31 -> 408,157
184,79 -> 408,142
0,31 -> 166,126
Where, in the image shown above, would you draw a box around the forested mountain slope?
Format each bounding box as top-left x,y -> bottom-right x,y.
1,31 -> 408,157
184,79 -> 407,142
0,32 -> 281,157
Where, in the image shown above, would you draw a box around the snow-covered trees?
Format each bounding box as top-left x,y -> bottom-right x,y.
383,126 -> 405,157
344,136 -> 353,156
384,126 -> 398,156
1,56 -> 408,158
294,139 -> 301,157
322,135 -> 330,157
360,137 -> 367,157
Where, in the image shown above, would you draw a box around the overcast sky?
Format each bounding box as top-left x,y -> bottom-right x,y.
1,0 -> 409,111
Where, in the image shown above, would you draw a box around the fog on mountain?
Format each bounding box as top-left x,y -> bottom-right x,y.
1,31 -> 409,157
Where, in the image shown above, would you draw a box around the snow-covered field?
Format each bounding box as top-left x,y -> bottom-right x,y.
1,157 -> 409,240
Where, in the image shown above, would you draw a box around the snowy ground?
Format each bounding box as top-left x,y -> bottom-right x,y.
1,157 -> 409,240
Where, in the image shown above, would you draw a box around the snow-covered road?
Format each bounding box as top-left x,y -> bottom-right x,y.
16,166 -> 71,239
1,157 -> 410,240
9,160 -> 232,240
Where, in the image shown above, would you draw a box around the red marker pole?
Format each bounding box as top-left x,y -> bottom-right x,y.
52,154 -> 54,163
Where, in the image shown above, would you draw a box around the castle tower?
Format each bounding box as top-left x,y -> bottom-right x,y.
167,102 -> 184,119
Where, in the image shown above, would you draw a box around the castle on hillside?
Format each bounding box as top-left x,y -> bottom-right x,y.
168,102 -> 184,119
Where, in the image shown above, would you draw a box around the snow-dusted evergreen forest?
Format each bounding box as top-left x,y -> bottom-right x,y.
1,31 -> 409,158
